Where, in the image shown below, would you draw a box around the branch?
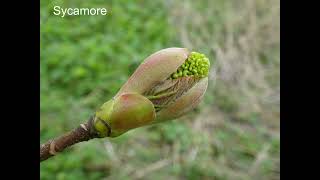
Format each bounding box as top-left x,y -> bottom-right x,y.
40,119 -> 98,162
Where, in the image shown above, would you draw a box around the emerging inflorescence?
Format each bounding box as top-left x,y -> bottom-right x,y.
171,52 -> 210,79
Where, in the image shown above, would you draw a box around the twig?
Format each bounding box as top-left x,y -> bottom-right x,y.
40,119 -> 98,162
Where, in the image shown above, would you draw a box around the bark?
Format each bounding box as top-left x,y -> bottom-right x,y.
40,120 -> 97,162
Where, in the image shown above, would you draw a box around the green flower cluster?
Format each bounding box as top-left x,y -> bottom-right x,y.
171,52 -> 210,79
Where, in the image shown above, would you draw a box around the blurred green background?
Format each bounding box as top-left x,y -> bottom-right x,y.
40,0 -> 279,179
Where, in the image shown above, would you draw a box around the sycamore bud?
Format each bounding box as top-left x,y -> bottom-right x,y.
92,48 -> 210,137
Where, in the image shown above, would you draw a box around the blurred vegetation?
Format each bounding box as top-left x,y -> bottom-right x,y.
41,0 -> 279,179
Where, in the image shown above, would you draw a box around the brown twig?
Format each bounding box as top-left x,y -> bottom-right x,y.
40,119 -> 98,162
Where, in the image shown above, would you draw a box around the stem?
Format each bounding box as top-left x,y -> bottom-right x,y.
40,121 -> 97,162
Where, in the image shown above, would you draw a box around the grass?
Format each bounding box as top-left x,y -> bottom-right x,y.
41,0 -> 280,179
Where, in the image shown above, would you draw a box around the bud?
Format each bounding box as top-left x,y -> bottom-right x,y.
92,48 -> 210,137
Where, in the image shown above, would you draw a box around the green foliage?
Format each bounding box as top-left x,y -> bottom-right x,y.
41,0 -> 177,109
